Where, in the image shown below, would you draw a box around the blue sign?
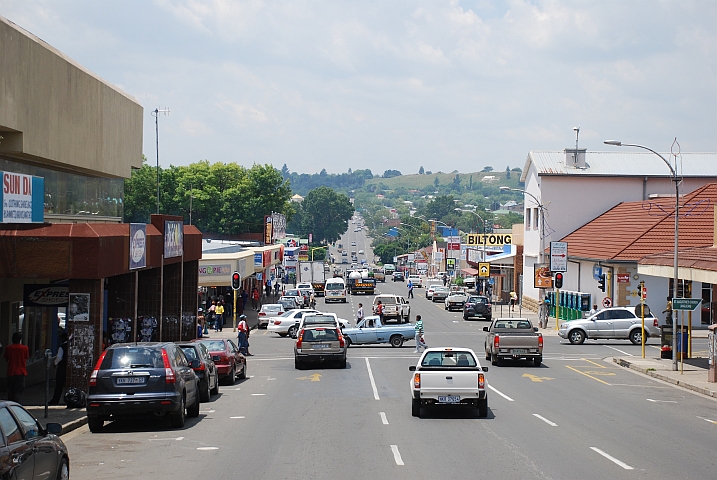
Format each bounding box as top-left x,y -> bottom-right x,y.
592,264 -> 602,281
129,224 -> 147,269
254,253 -> 263,267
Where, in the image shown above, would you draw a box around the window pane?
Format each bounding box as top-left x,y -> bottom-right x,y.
9,406 -> 40,440
0,408 -> 22,444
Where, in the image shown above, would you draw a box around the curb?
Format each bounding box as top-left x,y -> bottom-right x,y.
613,358 -> 717,399
60,415 -> 87,436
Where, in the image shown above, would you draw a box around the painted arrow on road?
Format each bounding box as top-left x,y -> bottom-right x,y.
296,373 -> 322,382
522,373 -> 555,382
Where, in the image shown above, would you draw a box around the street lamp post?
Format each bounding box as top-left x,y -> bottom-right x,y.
152,107 -> 170,214
604,139 -> 681,371
500,186 -> 547,327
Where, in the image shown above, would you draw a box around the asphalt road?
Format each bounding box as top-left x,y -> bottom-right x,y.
64,240 -> 717,479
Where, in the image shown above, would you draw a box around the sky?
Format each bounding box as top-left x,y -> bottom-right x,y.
3,0 -> 716,175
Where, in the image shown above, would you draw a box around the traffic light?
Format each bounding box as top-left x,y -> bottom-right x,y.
598,274 -> 606,292
554,272 -> 563,289
231,271 -> 241,290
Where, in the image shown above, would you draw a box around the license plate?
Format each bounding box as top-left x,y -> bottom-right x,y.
512,349 -> 527,355
438,396 -> 460,403
116,377 -> 146,385
312,344 -> 330,349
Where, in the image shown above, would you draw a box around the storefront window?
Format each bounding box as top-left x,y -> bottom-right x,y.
13,302 -> 53,364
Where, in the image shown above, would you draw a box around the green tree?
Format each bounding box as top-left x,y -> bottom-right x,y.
383,169 -> 402,178
506,166 -> 511,180
421,195 -> 456,221
481,166 -> 493,172
124,155 -> 159,223
299,186 -> 354,244
434,176 -> 439,187
418,166 -> 425,174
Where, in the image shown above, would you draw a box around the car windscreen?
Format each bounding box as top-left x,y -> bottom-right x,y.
101,347 -> 164,369
325,283 -> 344,290
375,297 -> 397,304
262,305 -> 283,313
285,289 -> 301,296
303,316 -> 336,325
198,340 -> 227,352
468,297 -> 487,304
421,351 -> 477,368
302,328 -> 339,342
435,287 -> 449,293
493,320 -> 533,329
180,346 -> 199,361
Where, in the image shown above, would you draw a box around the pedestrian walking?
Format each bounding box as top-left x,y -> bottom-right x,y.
241,289 -> 249,313
413,315 -> 427,353
4,332 -> 28,403
237,315 -> 252,355
509,290 -> 518,313
407,280 -> 414,299
265,281 -> 271,299
208,301 -> 217,331
375,300 -> 384,324
49,333 -> 68,405
274,282 -> 280,297
215,301 -> 225,332
589,304 -> 598,317
663,297 -> 673,326
443,275 -> 448,287
251,287 -> 260,311
357,303 -> 365,326
309,292 -> 316,309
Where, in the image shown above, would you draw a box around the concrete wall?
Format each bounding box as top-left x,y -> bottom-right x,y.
0,16 -> 142,178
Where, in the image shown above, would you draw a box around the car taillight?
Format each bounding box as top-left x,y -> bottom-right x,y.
494,335 -> 500,349
274,320 -> 282,325
338,332 -> 345,347
538,333 -> 543,348
478,373 -> 485,389
258,312 -> 266,316
413,373 -> 421,389
296,330 -> 304,349
654,318 -> 658,327
88,350 -> 108,387
162,348 -> 176,383
196,362 -> 206,371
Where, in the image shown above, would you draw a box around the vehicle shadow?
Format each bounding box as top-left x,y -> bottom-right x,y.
418,406 -> 495,420
493,359 -> 547,368
98,413 -> 208,433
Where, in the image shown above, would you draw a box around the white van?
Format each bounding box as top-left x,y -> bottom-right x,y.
324,278 -> 347,303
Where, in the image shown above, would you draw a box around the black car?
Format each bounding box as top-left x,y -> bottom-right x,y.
463,295 -> 492,321
393,272 -> 405,282
178,342 -> 219,402
87,342 -> 201,432
0,401 -> 68,479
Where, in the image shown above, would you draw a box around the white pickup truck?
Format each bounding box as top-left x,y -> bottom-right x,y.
409,347 -> 489,418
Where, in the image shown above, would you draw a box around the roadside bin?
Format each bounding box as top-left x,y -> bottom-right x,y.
676,326 -> 689,360
660,325 -> 673,359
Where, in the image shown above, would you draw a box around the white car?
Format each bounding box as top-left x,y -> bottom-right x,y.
407,275 -> 422,288
267,309 -> 320,337
258,303 -> 285,328
358,249 -> 364,254
426,284 -> 441,300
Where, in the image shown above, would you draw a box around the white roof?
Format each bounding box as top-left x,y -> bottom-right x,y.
521,151 -> 717,182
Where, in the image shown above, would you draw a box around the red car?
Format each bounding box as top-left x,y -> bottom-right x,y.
193,338 -> 246,384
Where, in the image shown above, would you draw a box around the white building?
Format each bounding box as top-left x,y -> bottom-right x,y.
519,149 -> 717,311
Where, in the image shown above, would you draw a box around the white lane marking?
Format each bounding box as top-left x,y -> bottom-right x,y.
148,436 -> 184,441
251,393 -> 265,396
380,412 -> 389,425
390,445 -> 404,465
604,346 -> 633,356
365,357 -> 380,400
697,416 -> 717,424
235,387 -> 241,390
590,447 -> 634,470
488,384 -> 514,402
200,410 -> 215,413
230,416 -> 245,419
197,447 -> 219,451
532,414 -> 557,427
646,398 -> 677,403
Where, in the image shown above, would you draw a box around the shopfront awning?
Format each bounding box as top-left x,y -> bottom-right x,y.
486,245 -> 517,265
462,267 -> 479,276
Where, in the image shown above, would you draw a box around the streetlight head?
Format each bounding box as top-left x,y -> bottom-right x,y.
604,140 -> 622,146
573,126 -> 579,132
499,186 -> 511,191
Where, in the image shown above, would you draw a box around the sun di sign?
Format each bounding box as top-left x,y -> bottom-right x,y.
1,171 -> 44,223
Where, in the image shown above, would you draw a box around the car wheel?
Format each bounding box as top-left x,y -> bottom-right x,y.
411,399 -> 421,417
491,353 -> 500,366
294,358 -> 303,370
56,457 -> 69,480
210,373 -> 219,395
344,337 -> 352,347
238,361 -> 247,379
288,326 -> 297,338
534,356 -> 542,367
568,329 -> 586,345
170,396 -> 186,428
225,365 -> 235,385
339,358 -> 347,369
200,380 -> 211,402
390,335 -> 403,348
477,398 -> 488,418
464,314 -> 469,321
629,329 -> 642,345
187,394 -> 200,418
88,416 -> 103,433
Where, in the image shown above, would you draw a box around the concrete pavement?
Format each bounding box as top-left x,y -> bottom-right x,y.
613,355 -> 717,399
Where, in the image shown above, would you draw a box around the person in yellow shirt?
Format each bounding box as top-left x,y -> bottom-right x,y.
215,302 -> 225,332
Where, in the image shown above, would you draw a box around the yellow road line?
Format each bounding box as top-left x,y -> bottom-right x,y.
566,365 -> 612,385
581,358 -> 607,368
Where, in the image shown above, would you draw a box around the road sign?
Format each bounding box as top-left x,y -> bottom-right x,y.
672,298 -> 702,311
478,263 -> 490,278
641,286 -> 647,299
446,258 -> 456,270
602,297 -> 612,308
550,242 -> 568,272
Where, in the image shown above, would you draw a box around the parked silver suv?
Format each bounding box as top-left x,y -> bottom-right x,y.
558,306 -> 660,345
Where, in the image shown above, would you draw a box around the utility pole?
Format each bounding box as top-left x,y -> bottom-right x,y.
152,108 -> 170,214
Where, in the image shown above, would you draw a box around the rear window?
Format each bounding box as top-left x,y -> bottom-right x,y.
262,305 -> 283,313
197,340 -> 227,352
326,282 -> 344,290
374,297 -> 397,305
421,351 -> 477,368
101,347 -> 164,369
302,328 -> 339,342
493,320 -> 533,329
303,315 -> 336,326
468,297 -> 487,304
180,346 -> 199,361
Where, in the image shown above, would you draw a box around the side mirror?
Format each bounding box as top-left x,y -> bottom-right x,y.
482,366 -> 489,372
408,365 -> 416,371
534,327 -> 539,332
483,327 -> 489,332
46,423 -> 62,435
190,359 -> 201,369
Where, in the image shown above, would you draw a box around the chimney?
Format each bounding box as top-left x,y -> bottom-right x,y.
564,148 -> 587,169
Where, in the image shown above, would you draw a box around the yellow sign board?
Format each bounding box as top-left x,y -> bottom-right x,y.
466,234 -> 512,246
478,263 -> 490,278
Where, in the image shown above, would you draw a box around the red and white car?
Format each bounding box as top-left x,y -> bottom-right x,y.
258,303 -> 284,328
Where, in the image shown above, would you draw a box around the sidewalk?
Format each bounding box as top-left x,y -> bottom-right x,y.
613,355 -> 717,399
8,381 -> 88,436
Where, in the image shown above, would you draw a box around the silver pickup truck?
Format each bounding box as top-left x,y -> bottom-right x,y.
341,316 -> 415,347
409,347 -> 489,418
483,318 -> 543,367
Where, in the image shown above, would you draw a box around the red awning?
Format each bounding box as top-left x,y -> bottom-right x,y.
462,267 -> 479,276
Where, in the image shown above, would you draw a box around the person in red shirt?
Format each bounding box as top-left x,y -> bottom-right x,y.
4,332 -> 29,403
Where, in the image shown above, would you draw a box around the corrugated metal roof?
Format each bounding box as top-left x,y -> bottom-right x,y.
521,151 -> 717,181
561,183 -> 717,262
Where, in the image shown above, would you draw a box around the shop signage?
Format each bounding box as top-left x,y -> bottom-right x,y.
199,264 -> 232,276
254,253 -> 263,267
264,215 -> 273,245
672,298 -> 701,311
616,273 -> 630,283
466,234 -> 512,246
164,221 -> 184,258
534,263 -> 553,289
24,284 -> 69,307
263,250 -> 272,267
549,241 -> 568,272
129,223 -> 146,269
1,172 -> 44,223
